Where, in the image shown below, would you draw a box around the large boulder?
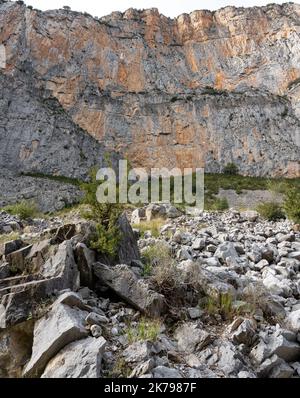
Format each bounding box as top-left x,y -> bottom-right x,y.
6,245 -> 32,273
263,273 -> 293,298
252,332 -> 300,364
0,320 -> 34,378
41,337 -> 106,378
177,260 -> 236,299
23,302 -> 88,377
93,263 -> 165,317
0,241 -> 80,329
1,239 -> 24,258
26,240 -> 52,272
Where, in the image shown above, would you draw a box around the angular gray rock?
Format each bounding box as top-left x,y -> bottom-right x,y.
85,312 -> 109,326
129,358 -> 155,378
0,320 -> 34,378
286,310 -> 300,333
1,239 -> 24,258
123,341 -> 152,364
152,366 -> 182,378
269,362 -> 294,378
268,334 -> 300,362
117,213 -> 141,266
174,323 -> 212,353
93,263 -> 165,317
0,241 -> 80,329
74,242 -> 95,288
257,354 -> 285,377
217,343 -> 243,376
232,319 -> 257,347
23,303 -> 88,377
41,337 -> 106,378
214,242 -> 240,265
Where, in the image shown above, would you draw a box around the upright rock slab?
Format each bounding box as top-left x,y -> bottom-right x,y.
41,337 -> 106,378
23,303 -> 88,377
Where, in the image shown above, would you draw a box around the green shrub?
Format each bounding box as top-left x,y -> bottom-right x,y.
3,200 -> 39,219
256,201 -> 285,221
266,179 -> 290,194
223,163 -> 239,175
283,188 -> 300,223
203,293 -> 234,320
125,318 -> 161,344
80,168 -> 122,257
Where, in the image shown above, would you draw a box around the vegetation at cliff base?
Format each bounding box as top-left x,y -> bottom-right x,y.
256,202 -> 285,221
283,188 -> 300,224
3,200 -> 40,220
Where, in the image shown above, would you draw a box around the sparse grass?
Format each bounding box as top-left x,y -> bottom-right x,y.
149,247 -> 201,313
256,202 -> 285,221
0,232 -> 20,245
109,357 -> 132,378
283,188 -> 300,224
141,242 -> 172,276
125,318 -> 161,344
202,293 -> 235,321
266,179 -> 290,194
2,200 -> 40,220
203,173 -> 300,198
132,218 -> 165,238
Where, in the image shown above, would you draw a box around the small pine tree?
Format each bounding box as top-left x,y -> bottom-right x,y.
80,168 -> 122,257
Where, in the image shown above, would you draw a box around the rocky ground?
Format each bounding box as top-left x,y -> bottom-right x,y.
0,204 -> 300,378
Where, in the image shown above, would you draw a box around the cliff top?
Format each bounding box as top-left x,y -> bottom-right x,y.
1,0 -> 299,24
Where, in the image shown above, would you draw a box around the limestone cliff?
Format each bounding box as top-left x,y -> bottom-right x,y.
0,0 -> 299,177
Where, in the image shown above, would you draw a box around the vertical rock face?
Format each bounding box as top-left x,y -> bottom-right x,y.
0,1 -> 299,176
